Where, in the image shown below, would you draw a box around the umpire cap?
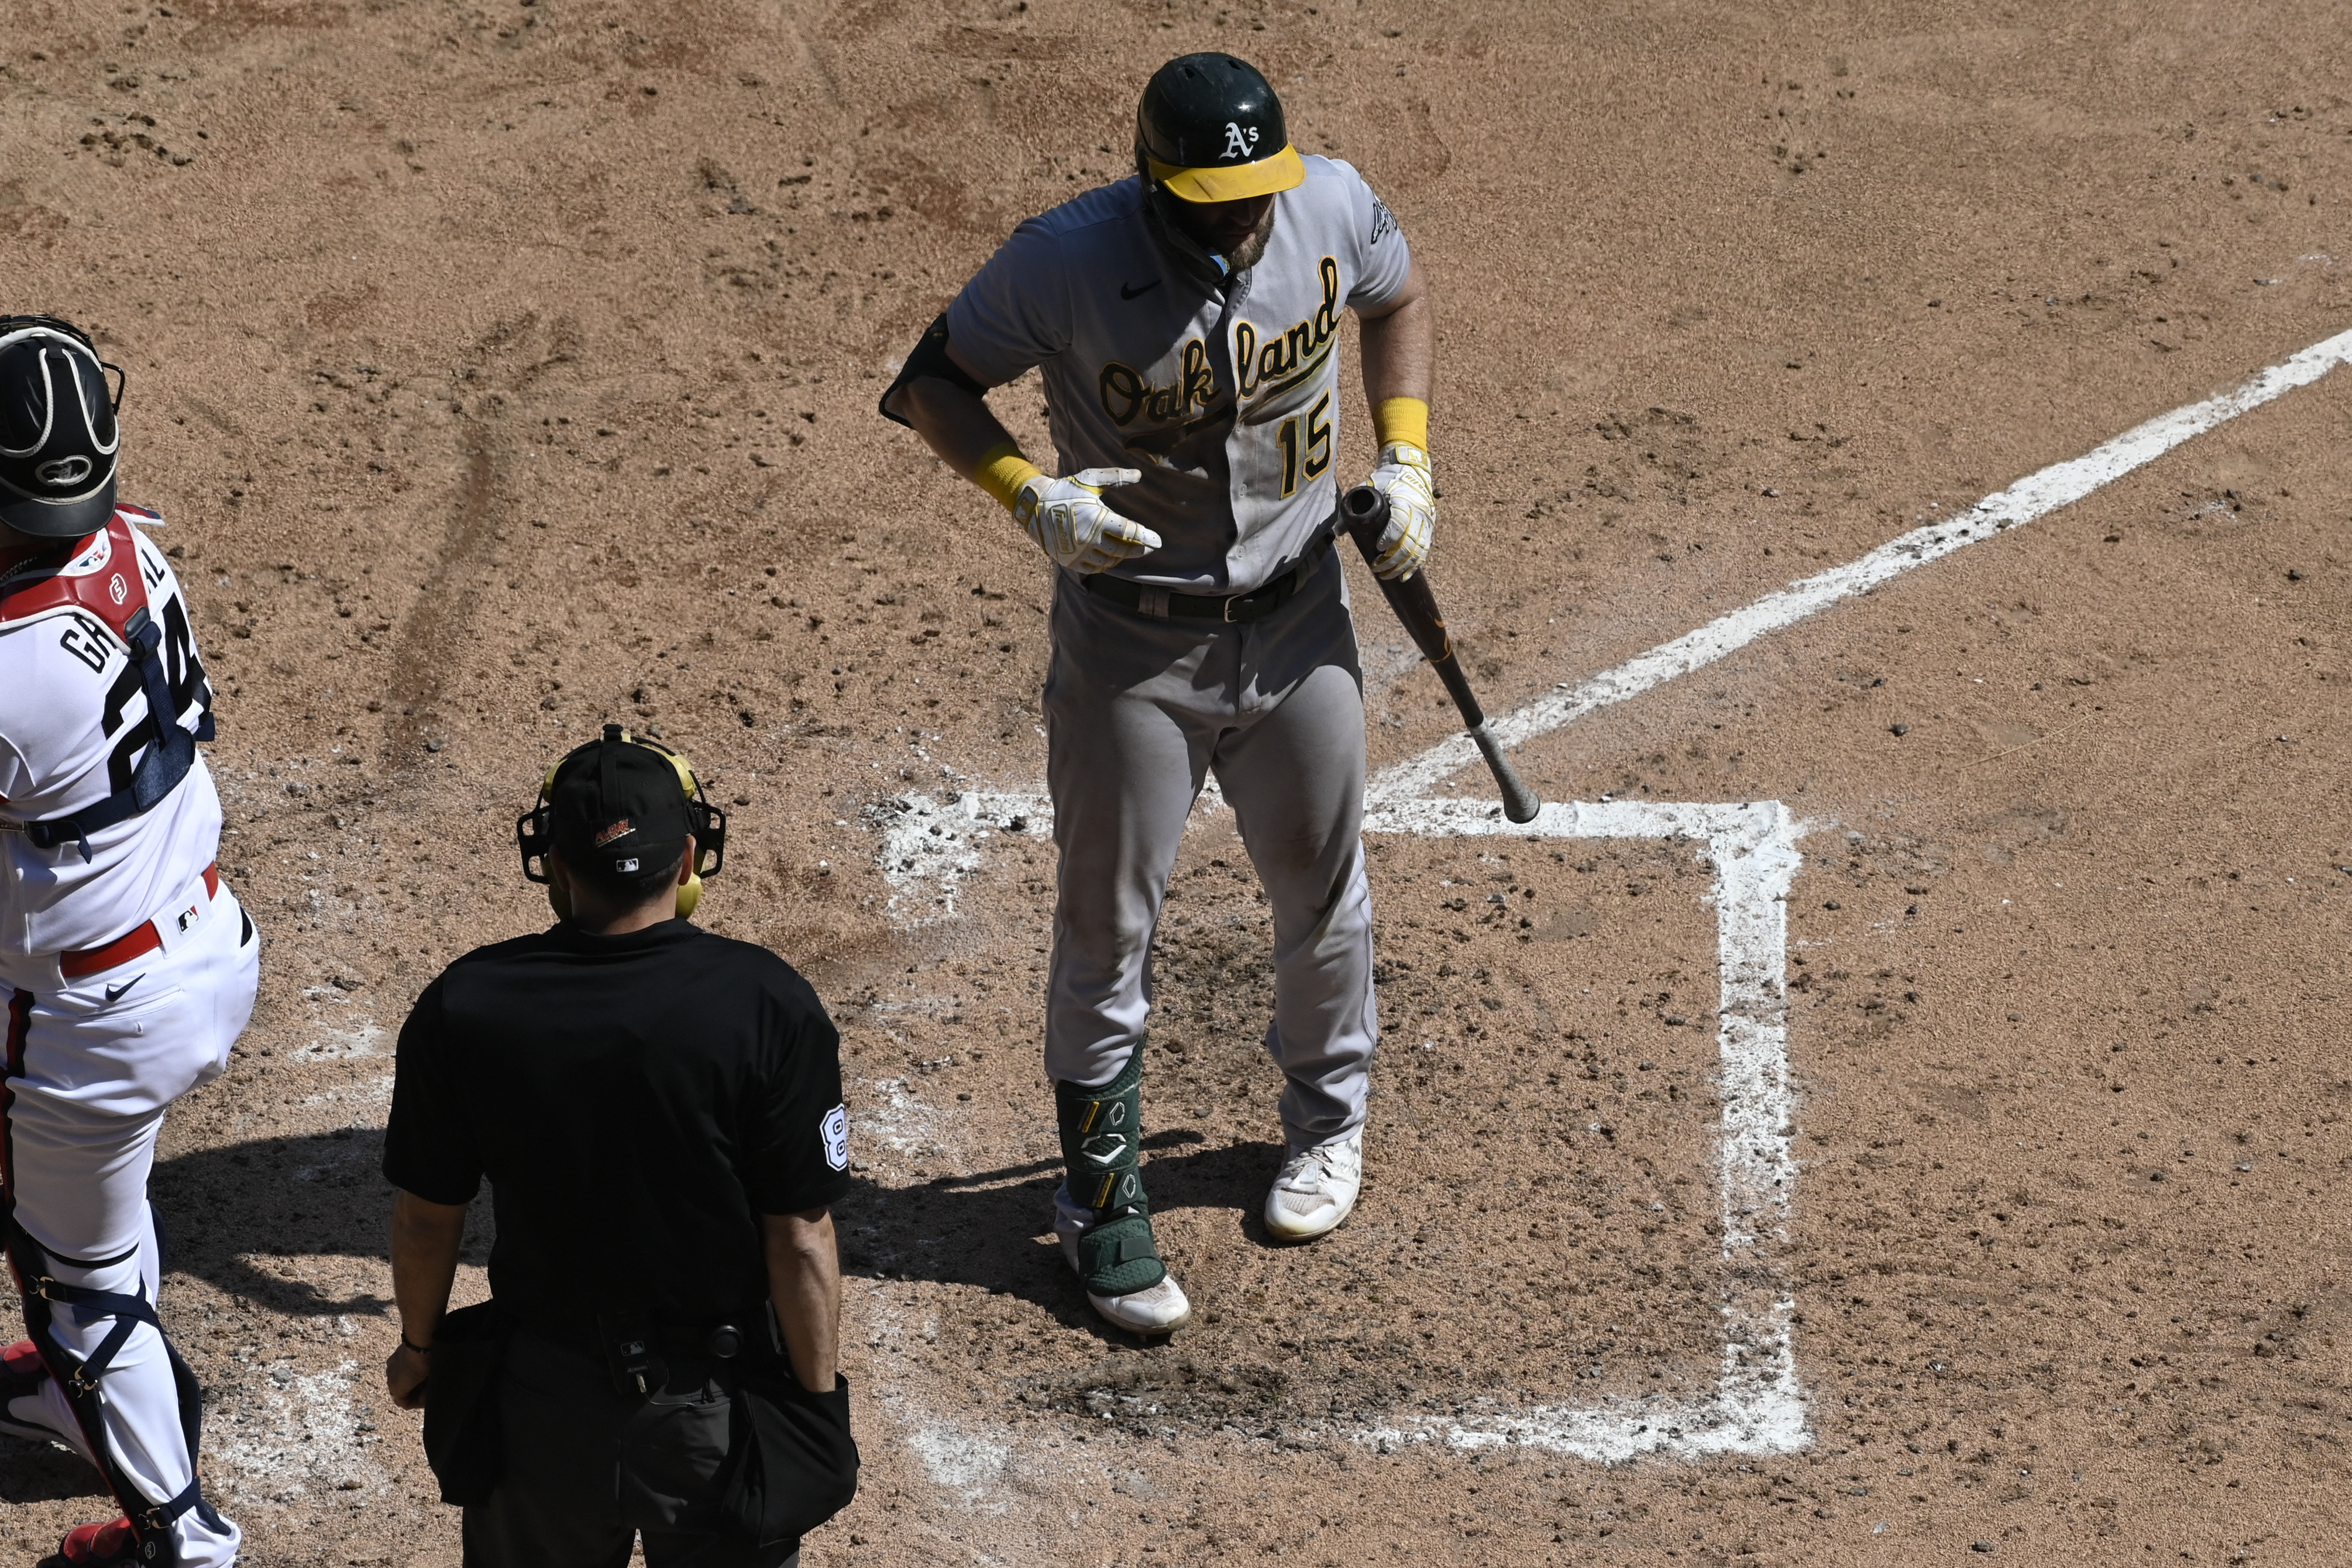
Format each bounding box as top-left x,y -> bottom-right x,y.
548,732 -> 697,882
1134,53 -> 1305,204
0,316 -> 122,540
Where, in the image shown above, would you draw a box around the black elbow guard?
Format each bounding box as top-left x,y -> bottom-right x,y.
878,314 -> 988,427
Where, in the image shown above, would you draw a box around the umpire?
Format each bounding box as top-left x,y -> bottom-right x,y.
380,725 -> 858,1567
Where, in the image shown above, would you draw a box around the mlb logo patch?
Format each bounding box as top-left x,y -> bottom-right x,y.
176,902 -> 202,933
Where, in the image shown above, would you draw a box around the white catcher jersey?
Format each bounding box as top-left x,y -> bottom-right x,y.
0,507 -> 221,961
947,156 -> 1413,595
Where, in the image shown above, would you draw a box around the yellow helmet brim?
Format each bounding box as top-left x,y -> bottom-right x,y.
1147,142 -> 1305,204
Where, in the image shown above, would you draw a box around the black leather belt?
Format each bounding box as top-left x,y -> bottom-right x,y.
1082,529 -> 1334,623
527,1311 -> 773,1365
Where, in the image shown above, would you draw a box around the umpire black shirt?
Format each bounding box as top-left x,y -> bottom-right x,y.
382,919 -> 851,1337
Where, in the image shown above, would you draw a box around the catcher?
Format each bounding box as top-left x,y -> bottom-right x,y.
0,316 -> 257,1566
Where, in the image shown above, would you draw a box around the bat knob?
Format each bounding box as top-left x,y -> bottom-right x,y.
1341,484 -> 1387,535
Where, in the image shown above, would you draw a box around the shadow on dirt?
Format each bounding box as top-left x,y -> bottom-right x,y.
0,1428 -> 107,1511
150,1127 -> 403,1319
147,1126 -> 1282,1343
834,1129 -> 1284,1343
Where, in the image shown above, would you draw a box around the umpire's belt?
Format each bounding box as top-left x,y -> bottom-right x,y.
1082,531 -> 1333,623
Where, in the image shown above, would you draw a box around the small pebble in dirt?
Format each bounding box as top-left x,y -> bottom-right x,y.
1761,486 -> 1779,497
1890,722 -> 1909,736
1823,901 -> 1841,910
1971,1546 -> 1995,1556
2286,569 -> 2305,580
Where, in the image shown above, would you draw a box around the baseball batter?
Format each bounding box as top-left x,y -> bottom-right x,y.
0,317 -> 257,1566
882,54 -> 1436,1333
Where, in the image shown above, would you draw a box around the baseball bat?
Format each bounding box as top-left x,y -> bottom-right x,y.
1340,484 -> 1541,824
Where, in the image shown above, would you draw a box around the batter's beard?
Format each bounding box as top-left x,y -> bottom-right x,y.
1222,204 -> 1277,272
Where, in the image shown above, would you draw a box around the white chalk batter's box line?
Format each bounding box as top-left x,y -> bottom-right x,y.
873,790 -> 1811,1462
1352,797 -> 1807,1460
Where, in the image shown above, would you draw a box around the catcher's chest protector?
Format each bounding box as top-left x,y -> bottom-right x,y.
0,508 -> 215,860
0,511 -> 158,631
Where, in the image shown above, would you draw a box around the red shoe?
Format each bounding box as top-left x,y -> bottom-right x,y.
0,1337 -> 45,1390
59,1519 -> 138,1563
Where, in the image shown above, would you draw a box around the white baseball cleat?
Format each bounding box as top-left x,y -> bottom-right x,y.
1057,1225 -> 1194,1335
1263,1132 -> 1363,1243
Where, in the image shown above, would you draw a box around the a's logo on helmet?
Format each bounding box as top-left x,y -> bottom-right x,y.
107,573 -> 127,605
35,456 -> 92,489
1223,121 -> 1259,160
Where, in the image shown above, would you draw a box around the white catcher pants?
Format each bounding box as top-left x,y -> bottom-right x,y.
2,866 -> 257,1567
1042,548 -> 1377,1149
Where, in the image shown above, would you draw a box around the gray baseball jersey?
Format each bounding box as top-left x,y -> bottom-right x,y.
947,156 -> 1412,594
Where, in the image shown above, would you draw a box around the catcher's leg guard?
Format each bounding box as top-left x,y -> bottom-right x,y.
1054,1043 -> 1168,1298
1,890 -> 254,1568
5,1220 -> 225,1566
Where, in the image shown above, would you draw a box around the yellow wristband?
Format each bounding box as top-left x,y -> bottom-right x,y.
973,442 -> 1045,513
1371,396 -> 1429,453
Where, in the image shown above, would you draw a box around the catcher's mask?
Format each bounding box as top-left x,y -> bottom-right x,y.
517,724 -> 728,921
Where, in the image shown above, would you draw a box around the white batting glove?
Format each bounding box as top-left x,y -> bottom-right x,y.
1366,441 -> 1436,580
1012,468 -> 1162,575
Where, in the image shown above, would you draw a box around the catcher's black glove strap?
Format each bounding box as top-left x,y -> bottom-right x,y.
1083,529 -> 1334,623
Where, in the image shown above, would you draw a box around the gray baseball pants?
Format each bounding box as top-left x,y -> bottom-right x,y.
1041,546 -> 1377,1150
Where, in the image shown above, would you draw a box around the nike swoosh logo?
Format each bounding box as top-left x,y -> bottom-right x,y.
104,975 -> 144,1003
1119,279 -> 1161,300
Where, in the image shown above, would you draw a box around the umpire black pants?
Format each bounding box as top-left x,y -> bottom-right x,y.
462,1331 -> 800,1568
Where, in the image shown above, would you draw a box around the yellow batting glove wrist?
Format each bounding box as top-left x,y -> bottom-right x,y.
974,442 -> 1046,513
1371,396 -> 1429,453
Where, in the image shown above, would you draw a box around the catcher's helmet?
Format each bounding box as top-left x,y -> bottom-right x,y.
0,315 -> 123,540
1134,53 -> 1305,204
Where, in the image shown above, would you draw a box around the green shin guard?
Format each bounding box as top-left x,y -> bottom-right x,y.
1055,1044 -> 1168,1298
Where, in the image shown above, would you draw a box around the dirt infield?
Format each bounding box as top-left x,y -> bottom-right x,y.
5,0 -> 2352,1563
